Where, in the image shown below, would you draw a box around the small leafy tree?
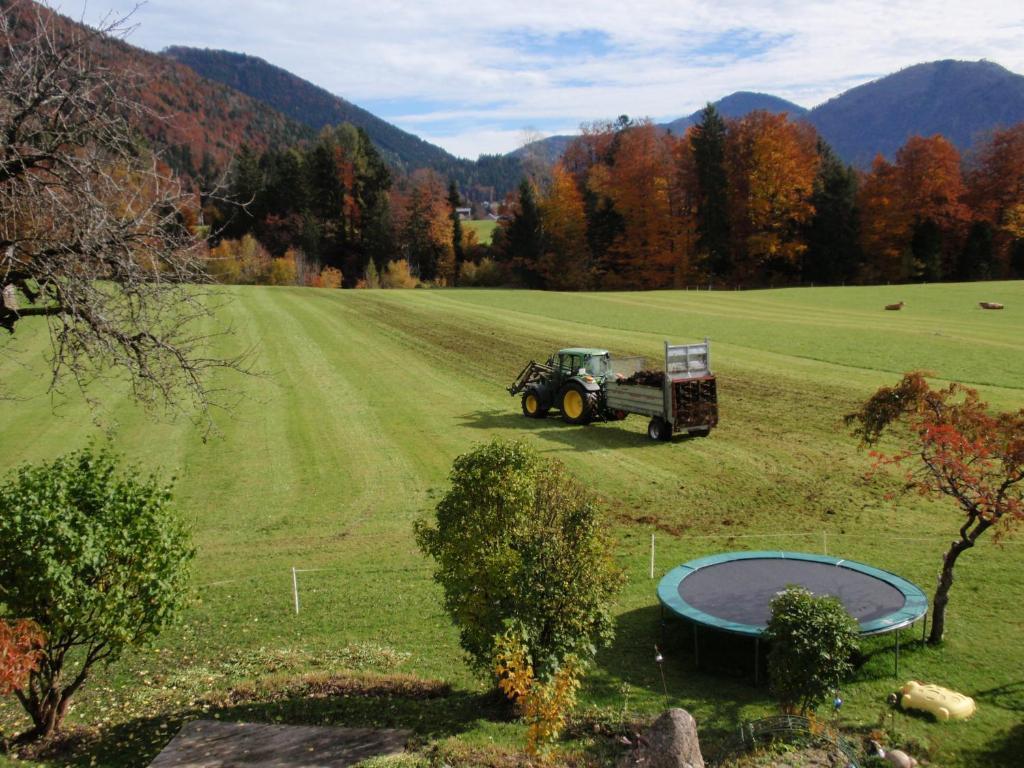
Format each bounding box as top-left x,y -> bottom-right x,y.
415,439 -> 624,680
0,446 -> 193,741
846,372 -> 1024,643
765,587 -> 859,715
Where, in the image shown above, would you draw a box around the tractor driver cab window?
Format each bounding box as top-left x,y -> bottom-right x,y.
585,355 -> 610,377
560,354 -> 582,373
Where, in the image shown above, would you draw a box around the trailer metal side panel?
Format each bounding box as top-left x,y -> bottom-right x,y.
606,383 -> 665,418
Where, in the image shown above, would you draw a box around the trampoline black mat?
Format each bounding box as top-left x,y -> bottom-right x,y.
678,557 -> 906,627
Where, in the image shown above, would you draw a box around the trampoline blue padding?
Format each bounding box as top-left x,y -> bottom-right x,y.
658,551 -> 928,637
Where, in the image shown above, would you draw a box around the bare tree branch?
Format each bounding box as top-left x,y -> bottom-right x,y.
0,2 -> 250,430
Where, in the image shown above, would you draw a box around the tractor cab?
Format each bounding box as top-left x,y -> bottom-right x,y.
552,348 -> 611,381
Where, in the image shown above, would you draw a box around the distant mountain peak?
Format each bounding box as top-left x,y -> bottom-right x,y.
663,92 -> 807,135
807,58 -> 1024,166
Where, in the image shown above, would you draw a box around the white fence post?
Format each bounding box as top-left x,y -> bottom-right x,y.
650,534 -> 655,579
292,566 -> 300,615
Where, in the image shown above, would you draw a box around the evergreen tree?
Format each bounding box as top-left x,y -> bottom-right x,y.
507,179 -> 544,287
802,141 -> 860,284
690,105 -> 731,279
263,148 -> 308,217
224,144 -> 264,239
448,180 -> 465,278
957,222 -> 994,281
912,218 -> 944,281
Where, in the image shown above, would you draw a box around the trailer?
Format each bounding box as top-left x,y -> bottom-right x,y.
606,340 -> 718,441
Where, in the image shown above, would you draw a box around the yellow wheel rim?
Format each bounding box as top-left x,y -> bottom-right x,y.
563,389 -> 584,419
525,394 -> 538,414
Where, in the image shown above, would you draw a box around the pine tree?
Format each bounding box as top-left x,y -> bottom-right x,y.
802,141 -> 860,284
448,180 -> 465,279
507,179 -> 544,287
690,105 -> 731,279
224,144 -> 264,239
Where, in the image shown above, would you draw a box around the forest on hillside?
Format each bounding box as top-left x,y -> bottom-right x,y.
209,108 -> 1024,290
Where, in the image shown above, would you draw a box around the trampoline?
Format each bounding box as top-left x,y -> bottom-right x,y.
657,551 -> 929,680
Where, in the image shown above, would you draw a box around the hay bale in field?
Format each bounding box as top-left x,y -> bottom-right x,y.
885,301 -> 905,310
979,301 -> 1004,310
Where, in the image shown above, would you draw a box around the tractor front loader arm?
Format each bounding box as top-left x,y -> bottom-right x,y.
508,360 -> 555,396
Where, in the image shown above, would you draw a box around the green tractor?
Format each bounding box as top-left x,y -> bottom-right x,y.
507,348 -> 618,425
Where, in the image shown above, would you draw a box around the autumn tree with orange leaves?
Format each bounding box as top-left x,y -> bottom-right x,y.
859,136 -> 967,282
726,112 -> 819,283
0,620 -> 43,698
538,164 -> 592,290
587,122 -> 682,288
392,169 -> 455,283
965,124 -> 1024,278
846,373 -> 1024,644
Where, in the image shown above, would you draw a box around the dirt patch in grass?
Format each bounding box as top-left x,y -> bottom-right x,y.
221,671 -> 452,706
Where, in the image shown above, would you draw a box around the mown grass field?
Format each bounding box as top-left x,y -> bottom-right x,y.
464,219 -> 497,245
1,282 -> 1023,767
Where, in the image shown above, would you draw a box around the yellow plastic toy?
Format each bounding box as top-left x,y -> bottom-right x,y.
900,681 -> 976,721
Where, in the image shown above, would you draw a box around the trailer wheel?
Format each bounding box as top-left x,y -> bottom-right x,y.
648,417 -> 672,441
521,390 -> 548,419
560,382 -> 595,425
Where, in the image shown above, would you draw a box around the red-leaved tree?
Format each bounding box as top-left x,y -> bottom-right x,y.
846,373 -> 1024,644
0,620 -> 44,697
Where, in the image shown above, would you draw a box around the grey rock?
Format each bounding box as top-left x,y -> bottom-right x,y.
617,708 -> 705,768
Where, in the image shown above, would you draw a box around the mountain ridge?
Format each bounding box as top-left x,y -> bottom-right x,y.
162,46 -> 461,171
516,60 -> 1024,168
806,59 -> 1024,166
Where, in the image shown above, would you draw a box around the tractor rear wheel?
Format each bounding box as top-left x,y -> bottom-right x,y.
521,390 -> 548,419
560,382 -> 596,425
647,417 -> 673,441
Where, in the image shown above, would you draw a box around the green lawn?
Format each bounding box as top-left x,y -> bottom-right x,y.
463,219 -> 497,245
1,282 -> 1023,767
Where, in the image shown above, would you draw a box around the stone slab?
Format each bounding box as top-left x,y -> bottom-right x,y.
149,719 -> 411,768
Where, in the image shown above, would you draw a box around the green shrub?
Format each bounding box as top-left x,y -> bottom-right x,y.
765,586 -> 860,714
0,445 -> 193,739
415,439 -> 624,679
459,257 -> 504,287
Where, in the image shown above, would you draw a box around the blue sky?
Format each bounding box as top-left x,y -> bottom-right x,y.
60,0 -> 1024,159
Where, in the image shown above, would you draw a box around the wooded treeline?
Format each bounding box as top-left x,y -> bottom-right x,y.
209,108 -> 1024,290
495,109 -> 1024,290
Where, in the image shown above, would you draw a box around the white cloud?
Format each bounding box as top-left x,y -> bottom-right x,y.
53,0 -> 1024,157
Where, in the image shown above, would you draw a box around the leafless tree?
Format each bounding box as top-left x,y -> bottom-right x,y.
0,2 -> 246,427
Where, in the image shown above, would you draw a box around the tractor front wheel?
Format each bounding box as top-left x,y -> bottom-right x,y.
521,390 -> 548,419
560,382 -> 596,425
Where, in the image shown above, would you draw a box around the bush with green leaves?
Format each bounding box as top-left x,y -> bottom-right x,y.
415,439 -> 624,680
0,445 -> 193,740
765,586 -> 860,715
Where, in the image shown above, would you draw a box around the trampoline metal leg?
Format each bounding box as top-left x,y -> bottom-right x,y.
754,638 -> 760,686
894,629 -> 900,678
